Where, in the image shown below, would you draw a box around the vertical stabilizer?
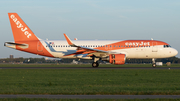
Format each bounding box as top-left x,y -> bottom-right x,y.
8,13 -> 39,42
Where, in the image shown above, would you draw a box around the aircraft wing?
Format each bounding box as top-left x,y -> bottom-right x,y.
63,34 -> 117,55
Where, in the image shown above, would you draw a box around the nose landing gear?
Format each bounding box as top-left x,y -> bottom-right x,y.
152,58 -> 156,68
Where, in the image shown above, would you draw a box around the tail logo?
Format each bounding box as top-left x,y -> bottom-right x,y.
10,14 -> 31,38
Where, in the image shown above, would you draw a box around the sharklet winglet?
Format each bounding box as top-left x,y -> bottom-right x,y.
63,33 -> 77,47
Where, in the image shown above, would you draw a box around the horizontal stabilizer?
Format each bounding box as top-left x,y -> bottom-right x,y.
4,42 -> 27,46
4,42 -> 29,49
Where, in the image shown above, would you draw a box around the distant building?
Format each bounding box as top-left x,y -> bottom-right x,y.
10,55 -> 14,59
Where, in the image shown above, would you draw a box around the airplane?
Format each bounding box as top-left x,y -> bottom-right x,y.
4,13 -> 178,67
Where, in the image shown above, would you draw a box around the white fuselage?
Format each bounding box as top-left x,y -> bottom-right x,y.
40,40 -> 178,59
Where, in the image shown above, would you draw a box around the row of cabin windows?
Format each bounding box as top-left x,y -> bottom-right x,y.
46,45 -> 151,48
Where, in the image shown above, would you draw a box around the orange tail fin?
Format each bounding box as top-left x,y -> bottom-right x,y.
8,13 -> 39,42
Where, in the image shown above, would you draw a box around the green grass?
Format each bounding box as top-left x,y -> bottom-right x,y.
0,63 -> 180,67
0,69 -> 180,95
0,98 -> 180,101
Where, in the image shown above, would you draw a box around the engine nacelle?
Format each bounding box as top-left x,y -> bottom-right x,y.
109,54 -> 126,65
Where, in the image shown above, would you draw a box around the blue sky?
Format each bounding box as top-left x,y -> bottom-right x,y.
0,0 -> 180,58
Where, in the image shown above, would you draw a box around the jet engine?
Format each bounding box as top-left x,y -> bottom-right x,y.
109,54 -> 126,65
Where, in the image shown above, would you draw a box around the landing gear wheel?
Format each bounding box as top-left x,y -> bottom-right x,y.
152,63 -> 156,68
152,58 -> 156,68
92,62 -> 99,67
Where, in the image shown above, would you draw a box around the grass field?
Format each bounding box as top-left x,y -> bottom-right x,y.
0,67 -> 180,95
0,63 -> 180,67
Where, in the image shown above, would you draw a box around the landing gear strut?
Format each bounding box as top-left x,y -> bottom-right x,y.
92,57 -> 100,68
152,58 -> 156,68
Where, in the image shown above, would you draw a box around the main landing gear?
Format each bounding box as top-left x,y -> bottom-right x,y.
92,62 -> 99,67
92,57 -> 100,68
152,58 -> 156,68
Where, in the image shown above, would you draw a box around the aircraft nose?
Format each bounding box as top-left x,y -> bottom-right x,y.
171,48 -> 178,56
175,49 -> 178,56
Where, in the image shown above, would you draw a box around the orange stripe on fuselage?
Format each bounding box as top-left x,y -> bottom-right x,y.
95,40 -> 168,51
63,40 -> 168,57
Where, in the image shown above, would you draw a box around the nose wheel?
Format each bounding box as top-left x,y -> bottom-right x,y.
152,63 -> 156,68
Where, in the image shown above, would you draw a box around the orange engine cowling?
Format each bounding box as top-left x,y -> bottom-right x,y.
109,54 -> 126,65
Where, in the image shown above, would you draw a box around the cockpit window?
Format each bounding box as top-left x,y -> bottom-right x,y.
164,45 -> 171,48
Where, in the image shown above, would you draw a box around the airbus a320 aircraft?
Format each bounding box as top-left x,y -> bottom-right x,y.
5,13 -> 178,67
